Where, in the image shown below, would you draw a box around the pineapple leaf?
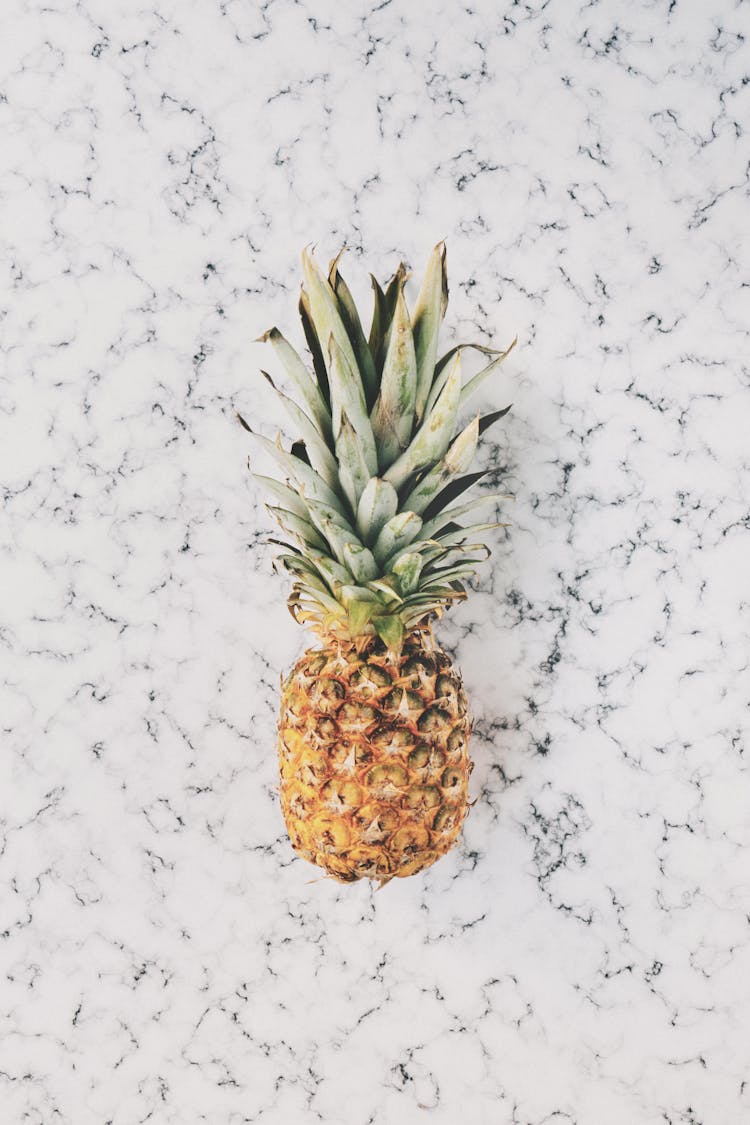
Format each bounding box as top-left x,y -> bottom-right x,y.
256,328 -> 332,443
367,275 -> 387,369
304,497 -> 358,543
306,548 -> 353,593
366,577 -> 401,603
420,469 -> 486,521
412,241 -> 448,421
301,247 -> 361,404
426,338 -> 515,416
267,505 -> 328,551
371,285 -> 417,468
320,517 -> 366,571
329,251 -> 378,408
336,411 -> 373,513
369,262 -> 408,375
327,336 -> 378,474
460,337 -> 517,407
399,411 -> 478,514
383,353 -> 462,491
243,427 -> 346,514
420,491 -> 512,539
479,404 -> 512,436
261,371 -> 338,483
373,614 -> 404,651
346,596 -> 378,636
391,551 -> 423,596
356,477 -> 399,545
372,510 -> 423,566
251,473 -> 310,521
298,289 -> 330,407
342,541 -> 379,583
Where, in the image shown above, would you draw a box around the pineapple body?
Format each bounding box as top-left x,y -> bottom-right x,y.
279,628 -> 472,883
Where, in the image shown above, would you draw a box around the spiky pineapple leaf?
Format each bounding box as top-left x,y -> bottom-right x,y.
392,551 -> 423,596
420,470 -> 486,522
356,477 -> 399,546
261,371 -> 338,484
243,425 -> 346,514
327,337 -> 378,474
371,286 -> 417,468
372,510 -> 423,566
298,290 -> 330,407
373,614 -> 404,651
369,262 -> 407,375
267,505 -> 328,552
479,404 -> 512,436
256,328 -> 332,443
329,251 -> 378,408
383,353 -> 462,491
400,415 -> 479,515
302,247 -> 362,402
336,411 -> 372,513
342,541 -> 379,583
460,337 -> 517,407
420,491 -> 512,540
251,473 -> 310,521
412,241 -> 448,421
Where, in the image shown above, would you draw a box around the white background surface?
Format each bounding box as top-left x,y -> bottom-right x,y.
1,2 -> 749,1122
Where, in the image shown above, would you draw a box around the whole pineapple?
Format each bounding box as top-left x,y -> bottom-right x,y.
241,244 -> 515,885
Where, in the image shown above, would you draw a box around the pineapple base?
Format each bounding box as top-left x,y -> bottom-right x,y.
278,626 -> 473,885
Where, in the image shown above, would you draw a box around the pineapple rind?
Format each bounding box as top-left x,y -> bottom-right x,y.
278,627 -> 472,884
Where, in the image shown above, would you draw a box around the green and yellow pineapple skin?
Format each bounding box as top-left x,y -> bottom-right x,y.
279,628 -> 472,884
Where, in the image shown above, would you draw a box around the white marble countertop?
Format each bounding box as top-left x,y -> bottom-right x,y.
2,2 -> 749,1122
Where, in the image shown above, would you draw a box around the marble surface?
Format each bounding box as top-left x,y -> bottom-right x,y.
1,1 -> 749,1122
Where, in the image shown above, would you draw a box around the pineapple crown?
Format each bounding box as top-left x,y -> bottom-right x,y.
240,243 -> 516,650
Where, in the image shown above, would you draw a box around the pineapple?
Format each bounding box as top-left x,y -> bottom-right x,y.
241,243 -> 515,885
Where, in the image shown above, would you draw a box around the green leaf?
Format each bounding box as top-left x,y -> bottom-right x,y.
368,275 -> 387,367
420,492 -> 512,540
401,415 -> 480,515
327,336 -> 378,474
412,241 -> 448,421
298,290 -> 330,407
356,477 -> 399,545
460,337 -> 517,407
370,285 -> 417,469
391,551 -> 423,596
251,473 -> 309,521
372,510 -> 423,566
366,577 -> 401,603
479,404 -> 512,436
347,597 -> 378,635
373,615 -> 404,651
383,353 -> 462,491
425,341 -> 504,415
245,427 -> 347,514
342,541 -> 379,583
431,525 -> 499,549
336,411 -> 373,513
319,517 -> 366,571
301,247 -> 362,407
260,371 -> 338,484
329,251 -> 378,408
256,328 -> 332,443
305,497 -> 357,537
419,470 -> 486,521
306,548 -> 353,593
266,506 -> 328,551
369,262 -> 407,375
